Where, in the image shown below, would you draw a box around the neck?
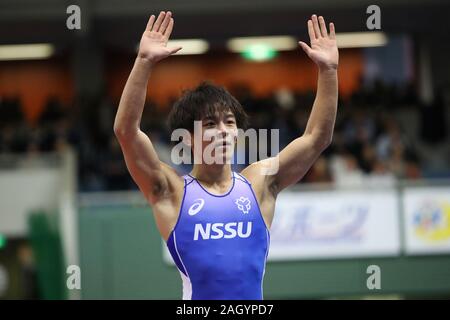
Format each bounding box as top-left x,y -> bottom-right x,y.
190,164 -> 232,185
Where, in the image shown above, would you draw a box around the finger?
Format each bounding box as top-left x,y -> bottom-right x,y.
329,22 -> 336,39
152,11 -> 166,32
312,14 -> 321,38
159,11 -> 172,34
146,15 -> 155,31
318,16 -> 328,37
298,41 -> 312,56
307,20 -> 316,42
169,46 -> 182,55
163,18 -> 175,41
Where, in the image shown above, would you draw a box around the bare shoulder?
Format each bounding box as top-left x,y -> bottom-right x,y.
149,162 -> 185,241
160,162 -> 185,194
240,158 -> 278,196
159,162 -> 186,211
240,158 -> 278,229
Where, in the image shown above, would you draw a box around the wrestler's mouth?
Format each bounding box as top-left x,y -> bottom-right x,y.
213,140 -> 232,148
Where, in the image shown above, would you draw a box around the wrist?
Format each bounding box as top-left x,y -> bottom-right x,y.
318,63 -> 338,73
135,56 -> 154,71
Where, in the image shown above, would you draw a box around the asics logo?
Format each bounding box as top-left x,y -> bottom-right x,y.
188,198 -> 204,216
194,222 -> 252,240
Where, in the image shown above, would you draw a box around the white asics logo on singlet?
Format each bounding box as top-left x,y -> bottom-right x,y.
235,196 -> 251,214
188,198 -> 204,216
193,222 -> 252,240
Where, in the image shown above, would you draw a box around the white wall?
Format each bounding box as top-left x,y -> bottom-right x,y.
0,168 -> 61,236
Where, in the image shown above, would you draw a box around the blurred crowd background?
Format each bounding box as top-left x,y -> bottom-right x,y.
1,78 -> 448,191
1,0 -> 450,300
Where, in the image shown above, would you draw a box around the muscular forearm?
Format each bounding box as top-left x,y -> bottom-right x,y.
303,67 -> 338,147
114,57 -> 153,136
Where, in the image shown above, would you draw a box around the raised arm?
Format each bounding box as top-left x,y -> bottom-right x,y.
113,11 -> 182,203
243,15 -> 339,195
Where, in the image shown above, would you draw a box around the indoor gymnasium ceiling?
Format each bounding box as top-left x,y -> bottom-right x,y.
0,0 -> 448,48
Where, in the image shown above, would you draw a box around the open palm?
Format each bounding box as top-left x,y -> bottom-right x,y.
138,11 -> 182,64
299,15 -> 339,70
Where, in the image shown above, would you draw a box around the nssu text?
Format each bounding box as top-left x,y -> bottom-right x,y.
194,222 -> 252,240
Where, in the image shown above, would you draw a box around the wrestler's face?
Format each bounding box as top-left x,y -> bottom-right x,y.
191,110 -> 238,165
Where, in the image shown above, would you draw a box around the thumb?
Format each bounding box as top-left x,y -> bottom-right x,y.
298,41 -> 311,55
169,46 -> 183,55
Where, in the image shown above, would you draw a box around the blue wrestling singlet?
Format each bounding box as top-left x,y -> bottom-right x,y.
166,171 -> 270,300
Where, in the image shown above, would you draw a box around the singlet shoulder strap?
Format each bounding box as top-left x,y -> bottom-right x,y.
233,171 -> 251,185
182,174 -> 196,187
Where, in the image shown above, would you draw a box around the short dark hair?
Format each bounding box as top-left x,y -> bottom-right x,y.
167,81 -> 249,133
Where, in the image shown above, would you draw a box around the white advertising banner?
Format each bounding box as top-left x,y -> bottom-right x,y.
267,190 -> 401,260
403,187 -> 450,255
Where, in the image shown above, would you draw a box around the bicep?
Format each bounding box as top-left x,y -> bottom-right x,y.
273,134 -> 325,192
117,130 -> 170,202
241,135 -> 325,227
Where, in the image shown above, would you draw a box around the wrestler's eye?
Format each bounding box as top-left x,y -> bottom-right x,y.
204,121 -> 215,128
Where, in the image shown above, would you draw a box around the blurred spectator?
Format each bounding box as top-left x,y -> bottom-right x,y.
2,79 -> 446,191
